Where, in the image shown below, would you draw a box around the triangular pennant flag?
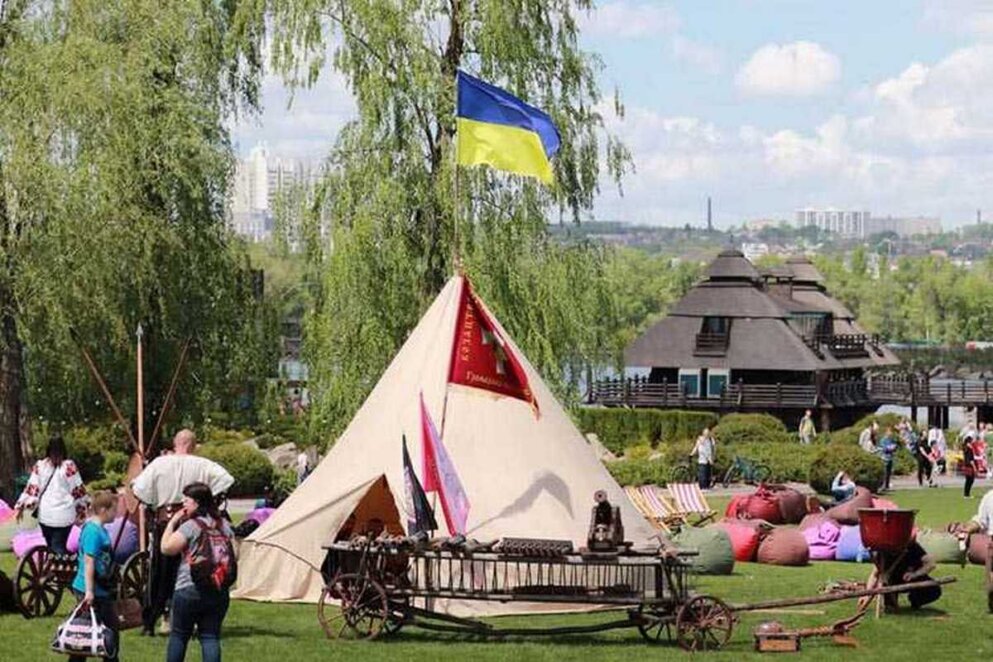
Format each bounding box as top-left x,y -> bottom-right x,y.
448,277 -> 539,414
402,434 -> 437,535
420,392 -> 470,536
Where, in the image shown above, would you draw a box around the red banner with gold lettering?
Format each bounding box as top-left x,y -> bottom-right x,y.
448,278 -> 539,414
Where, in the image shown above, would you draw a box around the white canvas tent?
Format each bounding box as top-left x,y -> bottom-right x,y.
234,275 -> 656,611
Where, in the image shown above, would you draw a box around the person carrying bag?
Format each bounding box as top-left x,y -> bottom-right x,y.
59,491 -> 121,661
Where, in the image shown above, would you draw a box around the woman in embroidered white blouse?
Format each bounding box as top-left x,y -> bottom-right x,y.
13,434 -> 88,554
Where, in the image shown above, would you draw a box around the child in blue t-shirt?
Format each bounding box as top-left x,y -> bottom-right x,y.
70,492 -> 119,662
878,429 -> 899,492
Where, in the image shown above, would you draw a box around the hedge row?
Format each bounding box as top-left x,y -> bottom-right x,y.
576,409 -> 718,454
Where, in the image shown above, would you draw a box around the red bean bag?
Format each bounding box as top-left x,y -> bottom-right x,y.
740,487 -> 785,524
968,533 -> 991,566
777,489 -> 808,525
717,520 -> 761,562
824,487 -> 874,525
756,527 -> 810,566
724,494 -> 750,519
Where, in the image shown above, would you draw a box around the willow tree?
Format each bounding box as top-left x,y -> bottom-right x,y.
256,0 -> 630,433
0,0 -> 266,500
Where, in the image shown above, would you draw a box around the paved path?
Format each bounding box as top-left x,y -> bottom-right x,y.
703,473 -> 990,497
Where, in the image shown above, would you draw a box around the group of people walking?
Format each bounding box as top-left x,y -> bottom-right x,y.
11,429 -> 236,662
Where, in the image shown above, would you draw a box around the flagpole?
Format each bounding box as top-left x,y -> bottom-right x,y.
452,71 -> 462,272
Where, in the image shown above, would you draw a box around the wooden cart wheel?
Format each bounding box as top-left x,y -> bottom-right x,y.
15,545 -> 64,619
676,595 -> 734,651
383,596 -> 410,636
635,606 -> 673,644
118,551 -> 149,605
318,573 -> 389,640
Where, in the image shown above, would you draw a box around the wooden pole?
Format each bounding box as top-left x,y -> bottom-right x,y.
136,323 -> 146,554
74,337 -> 138,452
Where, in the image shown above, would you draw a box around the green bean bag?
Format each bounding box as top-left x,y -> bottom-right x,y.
916,530 -> 965,565
672,525 -> 735,575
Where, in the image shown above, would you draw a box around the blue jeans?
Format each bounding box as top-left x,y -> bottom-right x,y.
698,463 -> 712,489
166,587 -> 230,662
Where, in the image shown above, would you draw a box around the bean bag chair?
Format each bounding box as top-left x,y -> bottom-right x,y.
776,489 -> 809,525
0,519 -> 35,553
672,525 -> 735,575
104,516 -> 139,564
835,525 -> 870,562
916,530 -> 965,565
824,487 -> 874,525
724,494 -> 750,519
968,533 -> 991,566
246,507 -> 276,526
741,489 -> 784,524
12,528 -> 45,558
871,497 -> 899,510
0,499 -> 13,524
717,520 -> 761,562
799,512 -> 832,531
756,527 -> 809,566
802,518 -> 841,561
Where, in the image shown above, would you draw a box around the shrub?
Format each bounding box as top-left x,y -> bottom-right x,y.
624,443 -> 655,462
87,472 -> 124,492
605,458 -> 669,486
103,451 -> 129,476
716,442 -> 819,484
576,409 -> 718,454
713,418 -> 793,445
271,468 -> 297,506
808,443 -> 884,494
199,444 -> 274,497
66,425 -> 130,482
254,432 -> 291,450
200,426 -> 255,446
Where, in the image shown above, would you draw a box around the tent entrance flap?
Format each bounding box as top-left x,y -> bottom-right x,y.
337,474 -> 405,541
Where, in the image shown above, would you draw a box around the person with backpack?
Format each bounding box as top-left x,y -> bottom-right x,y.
160,482 -> 236,662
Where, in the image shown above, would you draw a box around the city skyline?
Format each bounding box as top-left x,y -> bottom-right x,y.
233,1 -> 993,228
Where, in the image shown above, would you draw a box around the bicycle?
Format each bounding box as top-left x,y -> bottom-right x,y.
668,460 -> 714,487
721,455 -> 771,488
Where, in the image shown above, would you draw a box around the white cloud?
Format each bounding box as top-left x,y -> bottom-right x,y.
922,0 -> 993,37
670,35 -> 722,74
579,2 -> 681,39
736,41 -> 841,97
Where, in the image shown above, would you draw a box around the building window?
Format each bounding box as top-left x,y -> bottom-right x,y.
707,370 -> 729,399
701,316 -> 730,335
679,369 -> 700,397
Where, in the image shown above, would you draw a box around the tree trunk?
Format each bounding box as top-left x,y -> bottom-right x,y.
0,298 -> 25,504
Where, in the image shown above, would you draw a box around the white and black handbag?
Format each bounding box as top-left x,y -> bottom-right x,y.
51,603 -> 118,658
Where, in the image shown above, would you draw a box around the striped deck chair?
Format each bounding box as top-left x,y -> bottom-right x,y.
667,483 -> 716,526
639,485 -> 688,529
624,486 -> 672,535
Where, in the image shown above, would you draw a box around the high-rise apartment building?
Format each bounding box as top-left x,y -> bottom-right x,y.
229,143 -> 317,242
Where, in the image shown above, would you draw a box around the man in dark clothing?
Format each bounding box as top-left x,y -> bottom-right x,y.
879,540 -> 941,610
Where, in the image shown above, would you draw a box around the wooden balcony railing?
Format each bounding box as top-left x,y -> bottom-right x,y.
805,333 -> 885,359
588,376 -> 822,409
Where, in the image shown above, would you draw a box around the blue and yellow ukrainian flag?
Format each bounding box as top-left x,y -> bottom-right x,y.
456,70 -> 561,186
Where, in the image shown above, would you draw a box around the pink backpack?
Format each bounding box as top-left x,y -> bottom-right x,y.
185,518 -> 237,592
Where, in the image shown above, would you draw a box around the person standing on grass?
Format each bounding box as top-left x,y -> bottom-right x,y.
915,430 -> 935,488
799,410 -> 816,445
963,435 -> 981,498
691,428 -> 716,490
70,492 -> 120,662
928,424 -> 947,475
161,482 -> 236,662
877,428 -> 898,492
13,434 -> 88,555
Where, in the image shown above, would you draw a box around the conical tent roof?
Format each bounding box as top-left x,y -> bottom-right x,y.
234,276 -> 656,609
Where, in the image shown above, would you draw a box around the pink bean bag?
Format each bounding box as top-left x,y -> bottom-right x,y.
802,518 -> 841,560
67,525 -> 82,554
717,520 -> 761,562
246,507 -> 276,526
12,529 -> 45,558
871,497 -> 899,510
0,499 -> 13,524
799,512 -> 832,531
756,527 -> 810,566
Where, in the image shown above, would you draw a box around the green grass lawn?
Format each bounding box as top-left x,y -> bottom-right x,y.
2,486 -> 991,661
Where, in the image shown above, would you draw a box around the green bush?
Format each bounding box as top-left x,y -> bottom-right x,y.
808,443 -> 885,494
199,444 -> 274,497
717,413 -> 787,434
87,472 -> 124,492
713,419 -> 793,445
103,451 -> 129,476
605,459 -> 669,486
66,425 -> 130,482
254,432 -> 292,450
576,409 -> 718,454
271,468 -> 297,506
199,426 -> 255,446
716,442 -> 819,484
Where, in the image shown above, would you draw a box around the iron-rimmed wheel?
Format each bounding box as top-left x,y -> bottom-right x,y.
318,573 -> 389,640
676,595 -> 734,651
117,550 -> 149,605
635,605 -> 673,643
383,596 -> 410,636
15,545 -> 64,619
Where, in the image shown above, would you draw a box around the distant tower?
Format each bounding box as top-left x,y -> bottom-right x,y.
707,196 -> 713,232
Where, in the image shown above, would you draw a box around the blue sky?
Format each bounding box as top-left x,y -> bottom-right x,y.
233,0 -> 993,228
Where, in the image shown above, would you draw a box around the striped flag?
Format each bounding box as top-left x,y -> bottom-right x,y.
420,392 -> 470,536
